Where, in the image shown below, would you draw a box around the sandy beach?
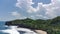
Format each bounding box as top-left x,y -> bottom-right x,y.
35,30 -> 47,34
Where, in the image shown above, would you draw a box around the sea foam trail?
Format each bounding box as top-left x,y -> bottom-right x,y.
1,26 -> 19,34
17,28 -> 37,34
0,26 -> 37,34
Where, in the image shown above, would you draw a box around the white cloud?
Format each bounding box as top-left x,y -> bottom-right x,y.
36,14 -> 49,19
11,11 -> 21,17
16,0 -> 38,13
16,0 -> 60,19
10,11 -> 27,19
43,0 -> 60,18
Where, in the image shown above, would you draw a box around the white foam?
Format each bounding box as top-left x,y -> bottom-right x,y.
0,26 -> 37,34
17,28 -> 36,34
1,26 -> 19,34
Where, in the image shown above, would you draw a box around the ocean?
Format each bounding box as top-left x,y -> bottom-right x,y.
0,21 -> 37,34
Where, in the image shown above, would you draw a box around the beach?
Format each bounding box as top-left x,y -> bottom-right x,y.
35,30 -> 47,34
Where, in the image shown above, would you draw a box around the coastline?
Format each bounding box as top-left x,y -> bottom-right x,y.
17,27 -> 47,34
4,25 -> 48,34
8,26 -> 47,34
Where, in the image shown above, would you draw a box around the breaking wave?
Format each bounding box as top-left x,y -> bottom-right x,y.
0,26 -> 37,34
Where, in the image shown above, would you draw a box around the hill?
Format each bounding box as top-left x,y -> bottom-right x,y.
5,16 -> 60,34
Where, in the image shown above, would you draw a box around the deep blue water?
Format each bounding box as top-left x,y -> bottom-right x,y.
0,22 -> 8,30
0,21 -> 9,34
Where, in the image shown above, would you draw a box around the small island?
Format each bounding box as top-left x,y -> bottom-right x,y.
5,16 -> 60,34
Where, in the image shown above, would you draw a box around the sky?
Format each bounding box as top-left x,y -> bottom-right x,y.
0,0 -> 60,21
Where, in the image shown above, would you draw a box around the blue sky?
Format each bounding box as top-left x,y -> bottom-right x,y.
0,0 -> 60,21
0,0 -> 17,21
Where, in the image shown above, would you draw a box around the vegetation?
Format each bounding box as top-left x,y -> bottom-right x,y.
5,16 -> 60,34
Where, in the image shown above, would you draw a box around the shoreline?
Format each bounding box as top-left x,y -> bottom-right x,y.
7,25 -> 48,34
17,27 -> 47,34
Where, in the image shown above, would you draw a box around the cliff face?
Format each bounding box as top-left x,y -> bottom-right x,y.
5,16 -> 60,34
